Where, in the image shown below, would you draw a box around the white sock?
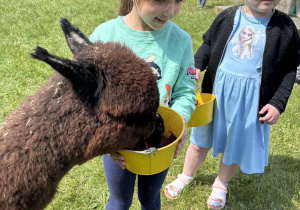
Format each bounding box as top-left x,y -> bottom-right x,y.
167,173 -> 194,197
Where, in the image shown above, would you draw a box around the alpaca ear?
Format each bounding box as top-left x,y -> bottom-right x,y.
60,17 -> 92,55
31,47 -> 103,104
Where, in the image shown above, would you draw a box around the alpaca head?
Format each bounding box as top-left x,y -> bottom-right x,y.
30,18 -> 160,153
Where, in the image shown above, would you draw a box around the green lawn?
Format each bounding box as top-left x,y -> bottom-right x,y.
1,0 -> 299,209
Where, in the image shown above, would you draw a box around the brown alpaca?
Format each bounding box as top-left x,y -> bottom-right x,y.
0,18 -> 159,210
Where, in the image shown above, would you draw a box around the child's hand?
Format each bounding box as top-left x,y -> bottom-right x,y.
195,68 -> 201,81
108,152 -> 126,169
259,104 -> 280,125
174,116 -> 187,159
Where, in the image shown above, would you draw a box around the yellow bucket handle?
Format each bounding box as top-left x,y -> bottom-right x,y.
195,90 -> 204,105
124,147 -> 159,154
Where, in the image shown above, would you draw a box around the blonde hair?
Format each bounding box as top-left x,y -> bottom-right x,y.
235,26 -> 255,58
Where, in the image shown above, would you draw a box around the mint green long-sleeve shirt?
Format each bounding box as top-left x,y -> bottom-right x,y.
90,17 -> 196,122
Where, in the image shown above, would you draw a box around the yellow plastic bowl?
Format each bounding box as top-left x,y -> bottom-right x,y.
118,105 -> 184,175
186,93 -> 215,127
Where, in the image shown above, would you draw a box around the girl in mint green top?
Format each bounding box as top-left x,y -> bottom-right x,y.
89,16 -> 196,123
90,0 -> 196,209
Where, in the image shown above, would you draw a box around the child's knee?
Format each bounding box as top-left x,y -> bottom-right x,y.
190,143 -> 210,154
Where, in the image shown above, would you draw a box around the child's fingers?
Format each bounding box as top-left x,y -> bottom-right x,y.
174,133 -> 187,159
109,152 -> 126,169
259,109 -> 273,123
196,68 -> 201,80
174,116 -> 187,159
260,117 -> 275,125
259,116 -> 271,124
259,105 -> 268,115
259,104 -> 280,125
174,138 -> 184,159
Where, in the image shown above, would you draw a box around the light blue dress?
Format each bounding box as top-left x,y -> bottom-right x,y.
190,9 -> 271,174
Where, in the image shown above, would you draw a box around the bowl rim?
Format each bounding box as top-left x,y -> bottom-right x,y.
119,105 -> 185,154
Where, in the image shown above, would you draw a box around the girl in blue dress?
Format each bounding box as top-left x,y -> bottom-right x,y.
164,0 -> 300,209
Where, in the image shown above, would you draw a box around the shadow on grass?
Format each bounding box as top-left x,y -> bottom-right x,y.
185,155 -> 300,209
230,154 -> 300,209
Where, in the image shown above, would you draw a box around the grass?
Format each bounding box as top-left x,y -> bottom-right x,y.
1,0 -> 299,209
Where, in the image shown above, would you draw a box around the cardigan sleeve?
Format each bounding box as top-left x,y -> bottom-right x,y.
194,14 -> 219,71
268,26 -> 299,113
263,13 -> 300,113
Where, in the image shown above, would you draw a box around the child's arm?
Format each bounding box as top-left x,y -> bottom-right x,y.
170,36 -> 196,123
194,7 -> 226,71
173,116 -> 187,159
170,36 -> 196,158
265,23 -> 300,114
194,29 -> 212,71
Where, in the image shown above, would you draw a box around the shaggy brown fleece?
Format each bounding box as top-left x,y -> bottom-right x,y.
0,18 -> 159,210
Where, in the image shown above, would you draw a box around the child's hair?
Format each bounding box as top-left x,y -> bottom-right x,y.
119,0 -> 134,16
118,0 -> 179,16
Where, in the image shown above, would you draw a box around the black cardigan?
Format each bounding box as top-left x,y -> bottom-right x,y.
195,6 -> 300,114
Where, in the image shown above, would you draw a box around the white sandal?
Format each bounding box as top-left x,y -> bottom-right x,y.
164,174 -> 193,200
207,179 -> 228,209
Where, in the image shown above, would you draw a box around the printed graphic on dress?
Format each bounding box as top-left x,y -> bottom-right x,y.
230,26 -> 265,60
146,55 -> 162,80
